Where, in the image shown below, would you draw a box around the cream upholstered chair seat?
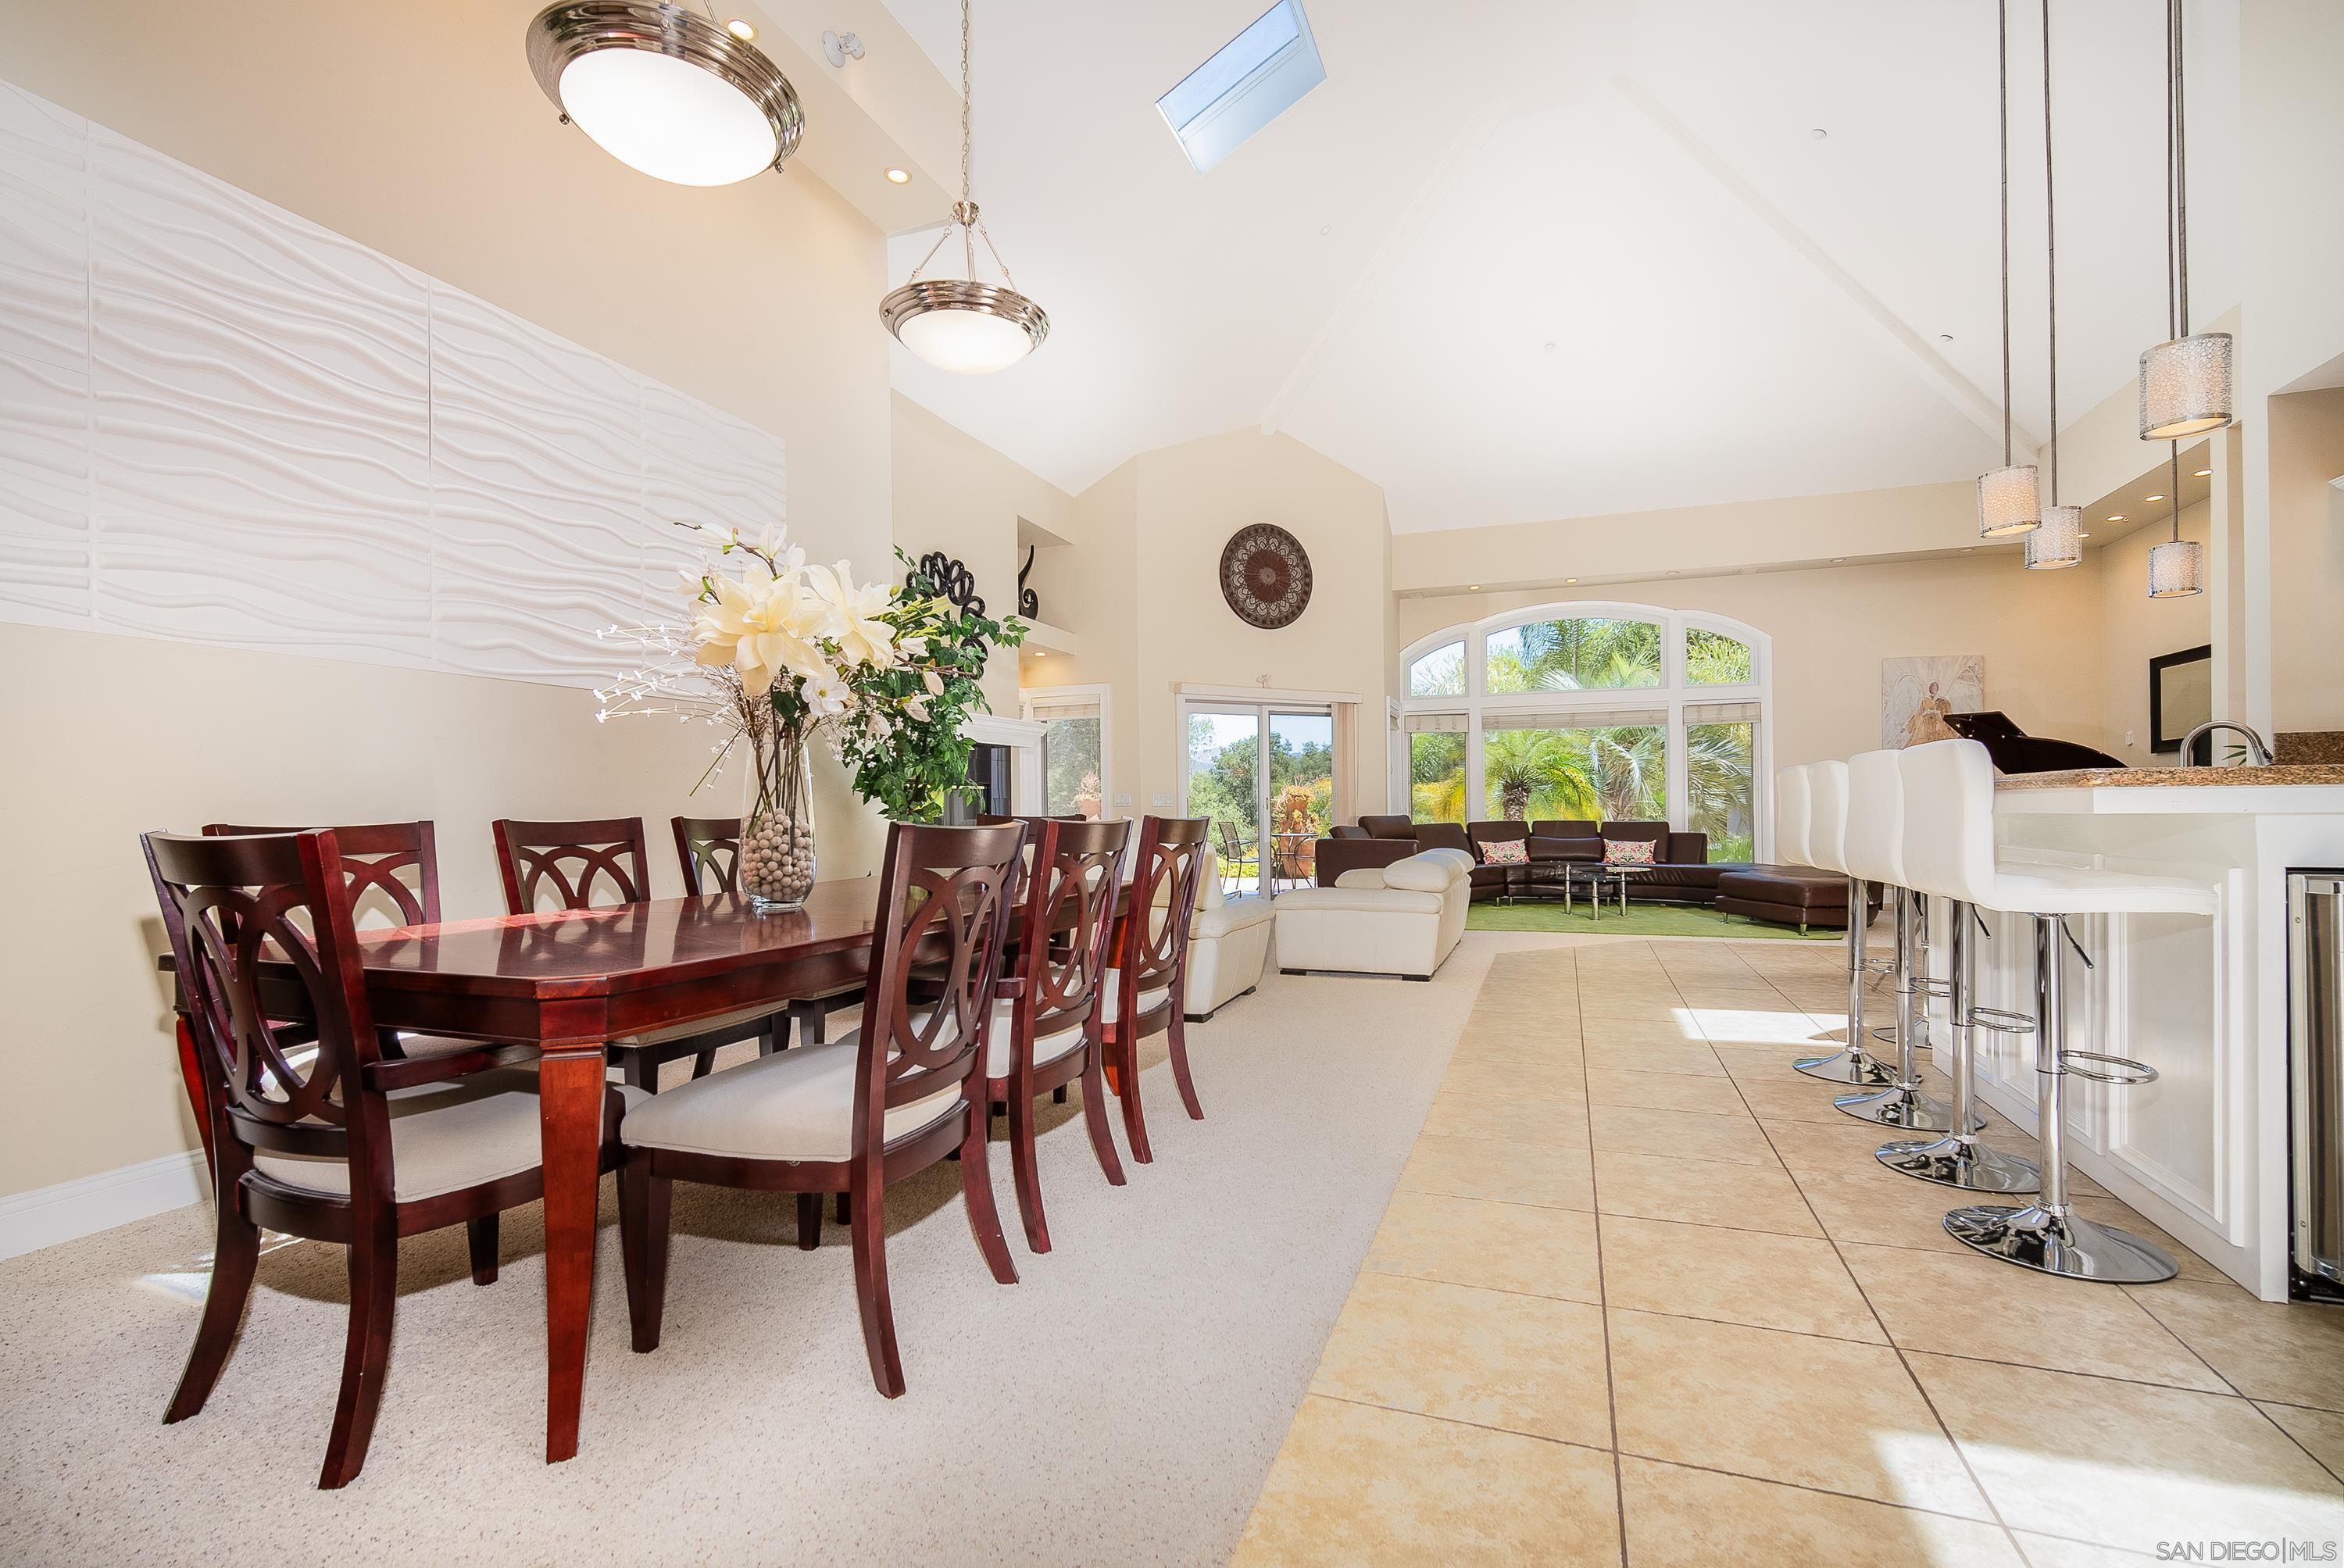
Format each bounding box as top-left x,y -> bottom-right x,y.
252,1070 -> 645,1202
619,1036 -> 961,1162
1099,975 -> 1171,1023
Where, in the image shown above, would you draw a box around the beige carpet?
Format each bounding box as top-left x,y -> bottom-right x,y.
0,934 -> 1563,1566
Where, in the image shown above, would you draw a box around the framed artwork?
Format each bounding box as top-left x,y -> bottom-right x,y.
1881,655 -> 1985,749
2149,644 -> 2214,757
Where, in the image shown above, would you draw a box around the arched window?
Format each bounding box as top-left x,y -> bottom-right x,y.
1396,602 -> 1772,861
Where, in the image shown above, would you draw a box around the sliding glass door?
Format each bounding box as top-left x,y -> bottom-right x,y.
1181,701 -> 1338,896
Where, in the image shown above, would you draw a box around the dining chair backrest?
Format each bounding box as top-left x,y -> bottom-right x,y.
670,816 -> 741,897
1842,750 -> 1907,889
1807,760 -> 1851,876
145,829 -> 394,1192
1774,767 -> 1813,868
1118,816 -> 1211,1002
205,820 -> 441,927
1896,739 -> 1999,907
492,817 -> 651,914
859,820 -> 1027,1138
1010,815 -> 1131,1046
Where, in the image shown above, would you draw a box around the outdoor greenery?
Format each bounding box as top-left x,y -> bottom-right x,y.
1040,715 -> 1102,817
1408,641 -> 1465,695
1410,730 -> 1466,823
1487,616 -> 1663,692
837,548 -> 1025,822
1685,626 -> 1754,684
1186,720 -> 1334,875
1687,720 -> 1756,860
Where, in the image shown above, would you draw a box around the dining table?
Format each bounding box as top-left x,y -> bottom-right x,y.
164,872 -> 1129,1466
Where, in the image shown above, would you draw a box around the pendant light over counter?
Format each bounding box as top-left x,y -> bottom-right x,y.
880,0 -> 1049,374
527,2 -> 803,187
1978,0 -> 2040,539
2024,0 -> 2081,572
2139,0 -> 2231,442
2143,0 -> 2207,597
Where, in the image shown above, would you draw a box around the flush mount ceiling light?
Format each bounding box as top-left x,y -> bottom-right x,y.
2139,0 -> 2231,440
527,2 -> 802,187
879,0 -> 1048,374
1978,1 -> 2040,539
2024,1 -> 2081,574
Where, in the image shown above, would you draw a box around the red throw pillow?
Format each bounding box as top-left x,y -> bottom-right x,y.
1480,838 -> 1528,866
1603,838 -> 1656,866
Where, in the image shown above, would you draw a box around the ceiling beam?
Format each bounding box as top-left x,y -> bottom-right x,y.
1257,96 -> 1513,437
1616,77 -> 2041,464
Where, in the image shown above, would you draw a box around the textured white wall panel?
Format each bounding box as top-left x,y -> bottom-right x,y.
0,80 -> 785,688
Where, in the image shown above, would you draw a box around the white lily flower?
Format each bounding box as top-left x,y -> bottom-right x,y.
803,561 -> 901,670
922,668 -> 944,696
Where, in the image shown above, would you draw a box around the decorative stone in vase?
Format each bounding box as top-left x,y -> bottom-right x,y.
740,712 -> 816,912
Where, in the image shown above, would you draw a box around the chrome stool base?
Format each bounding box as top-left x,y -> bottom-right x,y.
1876,1134 -> 2041,1192
1944,1202 -> 2178,1283
1793,1047 -> 1896,1085
1831,1083 -> 1983,1133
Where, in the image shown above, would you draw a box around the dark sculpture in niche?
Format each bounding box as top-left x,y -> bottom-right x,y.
913,551 -> 984,618
1017,545 -> 1039,620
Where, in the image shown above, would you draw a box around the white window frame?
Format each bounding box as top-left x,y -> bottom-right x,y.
1019,682 -> 1114,818
1397,600 -> 1774,859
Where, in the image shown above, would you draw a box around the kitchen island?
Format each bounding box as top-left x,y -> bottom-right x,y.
1947,766 -> 2344,1298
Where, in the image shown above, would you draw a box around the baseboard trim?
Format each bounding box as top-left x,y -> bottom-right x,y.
0,1149 -> 208,1262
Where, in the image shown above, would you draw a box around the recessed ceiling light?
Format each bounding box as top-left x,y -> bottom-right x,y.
1664,570 -> 1679,577
1938,333 -> 1953,344
1831,557 -> 1847,563
2078,531 -> 2092,539
2193,467 -> 2211,477
726,16 -> 756,41
1542,341 -> 1556,353
2107,514 -> 2126,522
2146,494 -> 2166,502
1319,223 -> 1331,235
1563,577 -> 1578,584
1810,127 -> 1828,140
1467,584 -> 1481,591
884,166 -> 910,184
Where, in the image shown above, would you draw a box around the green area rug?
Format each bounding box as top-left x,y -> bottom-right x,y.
1466,900 -> 1840,941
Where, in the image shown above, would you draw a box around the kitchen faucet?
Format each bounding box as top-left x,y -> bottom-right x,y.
2178,720 -> 2274,767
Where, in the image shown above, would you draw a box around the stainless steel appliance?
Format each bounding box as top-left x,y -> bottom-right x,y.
2291,872 -> 2344,1298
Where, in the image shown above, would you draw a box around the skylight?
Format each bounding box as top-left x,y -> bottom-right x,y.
1156,0 -> 1325,173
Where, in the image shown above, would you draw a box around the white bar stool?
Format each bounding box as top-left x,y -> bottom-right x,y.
1899,739 -> 2212,1283
1834,750 -> 1978,1134
1874,744 -> 2042,1193
1792,760 -> 1895,1086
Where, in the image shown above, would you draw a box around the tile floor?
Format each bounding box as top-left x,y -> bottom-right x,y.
1234,937 -> 2344,1566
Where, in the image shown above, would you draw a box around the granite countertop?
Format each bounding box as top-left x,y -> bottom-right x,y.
1996,763 -> 2344,791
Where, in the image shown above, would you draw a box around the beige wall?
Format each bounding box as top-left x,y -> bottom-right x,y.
1031,432 -> 1393,826
0,2 -> 908,1200
890,394 -> 1079,716
2266,389 -> 2344,734
1397,553 -> 2112,774
1390,481 -> 1983,596
2097,504 -> 2217,762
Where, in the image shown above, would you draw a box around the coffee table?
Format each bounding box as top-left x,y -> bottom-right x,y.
1567,862 -> 1651,922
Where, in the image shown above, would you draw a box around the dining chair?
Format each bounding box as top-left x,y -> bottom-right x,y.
616,820 -> 1027,1398
194,822 -> 497,1188
1099,815 -> 1212,1164
145,828 -> 638,1489
493,817 -> 781,1090
985,814 -> 1132,1252
671,814 -> 860,1053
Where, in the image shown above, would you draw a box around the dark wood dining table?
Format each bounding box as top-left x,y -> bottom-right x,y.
166,871 -> 1130,1465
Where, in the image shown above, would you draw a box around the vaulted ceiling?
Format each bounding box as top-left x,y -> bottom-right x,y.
877,0 -> 2239,533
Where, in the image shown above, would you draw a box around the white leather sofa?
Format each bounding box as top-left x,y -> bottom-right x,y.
1271,848 -> 1472,981
1183,857 -> 1274,1020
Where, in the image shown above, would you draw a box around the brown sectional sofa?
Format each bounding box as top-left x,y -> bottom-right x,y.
1316,816 -> 1863,930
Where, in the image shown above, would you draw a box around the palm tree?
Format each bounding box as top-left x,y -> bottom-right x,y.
1481,729 -> 1598,821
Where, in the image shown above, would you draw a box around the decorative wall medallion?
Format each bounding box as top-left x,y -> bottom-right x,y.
1219,524 -> 1313,629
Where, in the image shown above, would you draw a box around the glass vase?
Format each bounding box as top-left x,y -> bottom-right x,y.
740,713 -> 816,912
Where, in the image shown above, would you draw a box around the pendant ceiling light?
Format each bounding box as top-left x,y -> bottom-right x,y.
1979,0 -> 2041,538
2025,0 -> 2081,573
2145,0 -> 2204,598
880,0 -> 1049,374
2137,0 -> 2231,441
527,2 -> 802,188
